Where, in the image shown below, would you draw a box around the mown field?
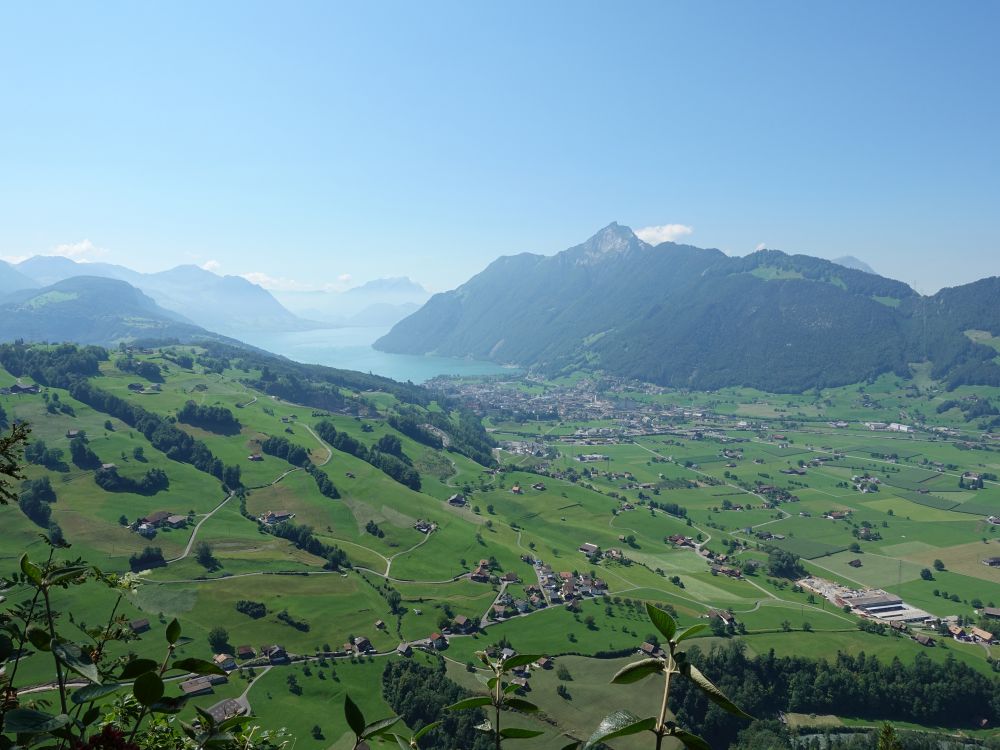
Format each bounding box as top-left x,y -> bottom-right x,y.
3,347 -> 1000,747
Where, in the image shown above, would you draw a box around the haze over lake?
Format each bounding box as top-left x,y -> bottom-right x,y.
240,326 -> 519,383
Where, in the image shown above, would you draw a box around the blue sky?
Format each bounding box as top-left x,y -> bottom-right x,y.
0,1 -> 997,293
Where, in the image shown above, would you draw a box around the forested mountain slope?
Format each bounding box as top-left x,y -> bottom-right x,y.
376,224 -> 999,392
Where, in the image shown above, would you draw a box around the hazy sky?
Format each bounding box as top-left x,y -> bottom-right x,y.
1,2 -> 997,294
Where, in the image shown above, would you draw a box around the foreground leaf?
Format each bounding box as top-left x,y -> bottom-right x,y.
679,663 -> 752,719
499,653 -> 542,670
611,658 -> 662,684
582,711 -> 656,749
148,696 -> 189,714
344,694 -> 366,737
2,708 -> 70,734
412,721 -> 440,741
499,727 -> 544,739
172,657 -> 226,676
446,696 -> 492,711
362,715 -> 400,739
504,697 -> 539,713
645,603 -> 677,642
120,657 -> 158,679
71,682 -> 126,705
132,671 -> 165,706
19,554 -> 42,585
672,728 -> 712,750
52,640 -> 101,684
165,618 -> 181,645
673,623 -> 708,644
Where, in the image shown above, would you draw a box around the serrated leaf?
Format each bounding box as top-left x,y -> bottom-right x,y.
499,727 -> 544,739
133,671 -> 165,706
446,696 -> 492,711
165,618 -> 181,644
504,698 -> 539,713
26,625 -> 52,652
361,714 -> 400,739
218,714 -> 254,732
52,640 -> 101,684
611,658 -> 662,684
44,566 -> 88,586
344,693 -> 366,737
19,555 -> 42,585
71,682 -> 125,705
500,653 -> 542,670
582,710 -> 656,749
679,663 -> 752,719
673,623 -> 708,644
120,657 -> 158,679
645,603 -> 677,642
172,657 -> 226,676
412,721 -> 440,741
2,708 -> 70,734
672,728 -> 712,750
149,696 -> 189,714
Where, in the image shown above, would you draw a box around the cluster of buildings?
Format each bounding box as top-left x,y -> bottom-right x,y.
133,510 -> 187,539
258,510 -> 294,525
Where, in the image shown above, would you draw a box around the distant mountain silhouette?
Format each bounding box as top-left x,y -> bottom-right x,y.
13,257 -> 314,335
377,223 -> 1000,392
0,276 -> 233,345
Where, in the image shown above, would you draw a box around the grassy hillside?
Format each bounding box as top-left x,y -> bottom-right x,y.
2,344 -> 999,748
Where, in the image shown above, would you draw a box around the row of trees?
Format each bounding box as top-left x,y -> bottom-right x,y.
95,466 -> 169,495
176,399 -> 242,434
259,434 -> 340,498
315,420 -> 421,491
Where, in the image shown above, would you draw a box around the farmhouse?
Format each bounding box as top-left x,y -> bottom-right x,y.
396,643 -> 413,657
259,510 -> 294,525
261,645 -> 288,663
206,699 -> 245,724
236,645 -> 255,660
453,614 -> 476,634
129,618 -> 150,634
983,557 -> 1000,567
447,493 -> 467,507
578,542 -> 600,556
970,627 -> 995,644
165,514 -> 187,529
213,653 -> 237,671
912,633 -> 935,647
247,454 -> 263,462
140,511 -> 173,527
180,678 -> 213,696
983,606 -> 1000,620
428,633 -> 447,650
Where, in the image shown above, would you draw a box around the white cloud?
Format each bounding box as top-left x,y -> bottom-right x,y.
52,239 -> 108,262
634,224 -> 694,245
0,254 -> 29,264
337,273 -> 352,284
201,259 -> 222,273
754,242 -> 768,251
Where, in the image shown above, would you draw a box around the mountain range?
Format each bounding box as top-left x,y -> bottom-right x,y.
0,255 -> 429,343
274,276 -> 430,327
375,223 -> 1000,392
0,276 -> 236,346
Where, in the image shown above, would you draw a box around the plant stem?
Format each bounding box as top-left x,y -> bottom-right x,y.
655,653 -> 674,750
41,587 -> 68,715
